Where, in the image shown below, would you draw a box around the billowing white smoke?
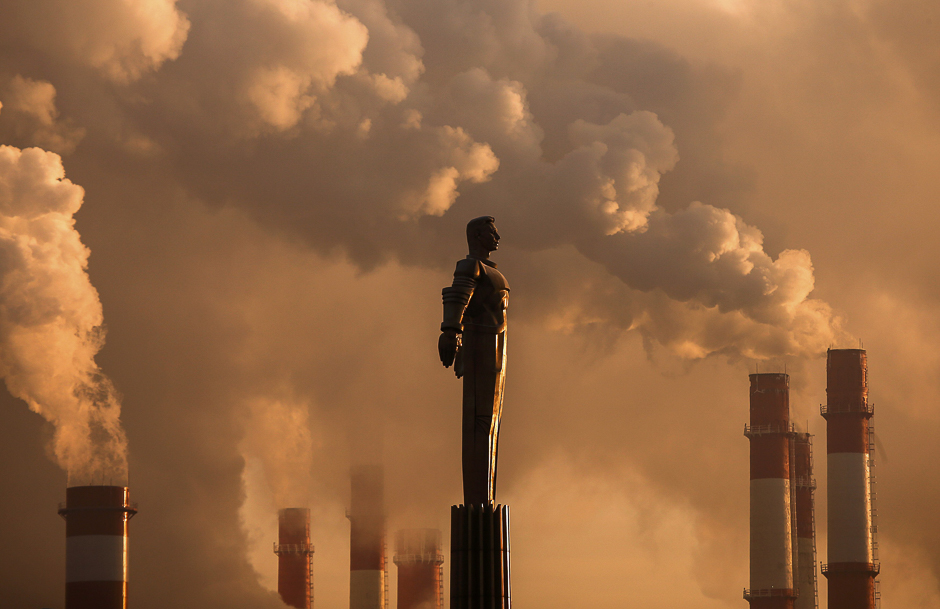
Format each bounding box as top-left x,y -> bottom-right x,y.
97,0 -> 840,359
239,396 -> 314,508
0,0 -> 845,370
0,76 -> 85,154
0,141 -> 127,484
238,396 -> 315,591
0,0 -> 189,82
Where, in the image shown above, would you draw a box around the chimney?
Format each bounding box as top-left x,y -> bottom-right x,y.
58,485 -> 137,609
793,433 -> 818,609
349,465 -> 387,609
275,508 -> 314,609
822,349 -> 879,608
744,373 -> 796,608
394,529 -> 444,609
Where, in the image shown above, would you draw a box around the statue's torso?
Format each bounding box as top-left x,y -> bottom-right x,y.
463,259 -> 509,333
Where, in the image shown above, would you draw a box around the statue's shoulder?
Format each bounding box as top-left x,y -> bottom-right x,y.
454,257 -> 482,278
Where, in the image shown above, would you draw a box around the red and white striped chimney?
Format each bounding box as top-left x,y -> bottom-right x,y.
793,433 -> 818,609
349,465 -> 387,609
394,528 -> 444,609
745,373 -> 796,608
822,348 -> 878,609
58,485 -> 136,609
275,508 -> 314,609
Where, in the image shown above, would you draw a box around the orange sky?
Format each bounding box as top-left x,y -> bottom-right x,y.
1,0 -> 939,606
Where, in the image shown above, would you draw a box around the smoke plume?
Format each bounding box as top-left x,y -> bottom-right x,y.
0,0 -> 190,82
240,396 -> 314,508
4,0 -> 940,606
73,0 -> 841,360
0,76 -> 85,154
0,141 -> 127,485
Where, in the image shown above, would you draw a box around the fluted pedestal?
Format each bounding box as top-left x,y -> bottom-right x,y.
450,504 -> 511,609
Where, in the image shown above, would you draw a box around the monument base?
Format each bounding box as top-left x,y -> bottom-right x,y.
450,504 -> 511,609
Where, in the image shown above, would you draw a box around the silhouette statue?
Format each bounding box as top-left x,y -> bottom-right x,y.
439,216 -> 509,506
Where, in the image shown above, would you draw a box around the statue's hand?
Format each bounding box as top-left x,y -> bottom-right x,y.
439,330 -> 459,367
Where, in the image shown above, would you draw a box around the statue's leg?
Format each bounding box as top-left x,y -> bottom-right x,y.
488,330 -> 507,501
462,330 -> 484,505
462,330 -> 500,505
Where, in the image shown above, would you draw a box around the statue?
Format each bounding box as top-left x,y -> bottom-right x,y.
439,216 -> 509,506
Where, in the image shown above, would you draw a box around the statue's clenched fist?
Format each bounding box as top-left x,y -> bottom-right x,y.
439,330 -> 459,367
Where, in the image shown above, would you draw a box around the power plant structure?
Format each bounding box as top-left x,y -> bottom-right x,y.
793,433 -> 818,609
349,465 -> 388,609
822,348 -> 880,609
58,485 -> 137,609
394,528 -> 445,609
744,372 -> 797,608
274,508 -> 314,609
42,351 -> 888,609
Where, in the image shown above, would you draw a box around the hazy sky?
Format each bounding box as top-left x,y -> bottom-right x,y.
1,0 -> 939,606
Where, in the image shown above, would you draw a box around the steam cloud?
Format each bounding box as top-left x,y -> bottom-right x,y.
0,0 -> 189,82
0,140 -> 127,485
240,396 -> 314,508
11,0 -> 929,606
45,0 -> 840,360
0,77 -> 85,154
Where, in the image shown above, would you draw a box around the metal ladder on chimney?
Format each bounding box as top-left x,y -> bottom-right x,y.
808,438 -> 819,609
383,533 -> 390,609
439,562 -> 445,609
309,550 -> 315,609
869,422 -> 881,608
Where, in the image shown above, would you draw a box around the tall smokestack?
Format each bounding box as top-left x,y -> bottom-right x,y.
58,485 -> 137,609
744,373 -> 796,608
822,349 -> 879,609
349,465 -> 387,609
793,433 -> 818,609
394,529 -> 444,609
275,508 -> 314,609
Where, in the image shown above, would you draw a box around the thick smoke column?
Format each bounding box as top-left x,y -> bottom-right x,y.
0,0 -> 845,360
0,76 -> 85,154
238,396 -> 315,593
240,397 -> 315,508
65,0 -> 839,360
0,0 -> 189,82
0,140 -> 127,484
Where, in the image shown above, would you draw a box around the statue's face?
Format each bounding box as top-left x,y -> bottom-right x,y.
480,222 -> 500,252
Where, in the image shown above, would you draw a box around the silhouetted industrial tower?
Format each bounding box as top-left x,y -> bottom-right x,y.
349,465 -> 388,609
275,508 -> 314,609
745,373 -> 797,609
394,528 -> 444,609
59,485 -> 137,609
822,349 -> 880,609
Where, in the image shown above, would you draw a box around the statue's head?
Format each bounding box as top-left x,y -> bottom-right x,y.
466,216 -> 499,255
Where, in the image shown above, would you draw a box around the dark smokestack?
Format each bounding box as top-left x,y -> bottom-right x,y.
275,508 -> 314,609
822,349 -> 879,609
793,433 -> 818,609
744,373 -> 796,608
394,529 -> 444,609
349,465 -> 387,609
58,485 -> 136,609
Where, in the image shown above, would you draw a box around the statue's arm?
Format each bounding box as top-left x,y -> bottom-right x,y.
439,259 -> 478,367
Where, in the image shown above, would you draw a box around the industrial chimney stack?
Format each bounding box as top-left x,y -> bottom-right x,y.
349,465 -> 387,609
394,528 -> 444,609
59,485 -> 136,609
793,433 -> 818,609
822,349 -> 879,609
275,508 -> 314,609
744,373 -> 796,608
